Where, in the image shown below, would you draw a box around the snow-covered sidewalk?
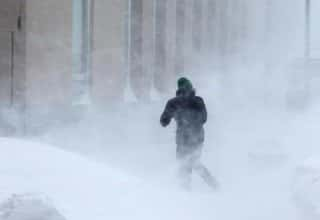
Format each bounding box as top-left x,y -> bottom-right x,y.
0,137 -> 300,220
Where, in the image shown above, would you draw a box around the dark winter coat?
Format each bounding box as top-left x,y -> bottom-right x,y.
160,88 -> 207,156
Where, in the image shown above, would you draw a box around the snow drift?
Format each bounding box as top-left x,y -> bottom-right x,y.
0,130 -> 301,220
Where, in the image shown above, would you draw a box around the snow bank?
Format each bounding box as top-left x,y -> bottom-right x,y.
293,157 -> 320,219
0,138 -> 142,220
0,137 -> 300,220
0,194 -> 66,220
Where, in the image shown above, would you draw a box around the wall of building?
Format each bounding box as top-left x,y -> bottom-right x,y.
0,0 -> 25,108
92,0 -> 126,107
0,0 -> 309,114
25,0 -> 72,114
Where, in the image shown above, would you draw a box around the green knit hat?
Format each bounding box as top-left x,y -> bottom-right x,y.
177,77 -> 193,90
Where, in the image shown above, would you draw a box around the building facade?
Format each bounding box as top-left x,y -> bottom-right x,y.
0,0 -> 312,132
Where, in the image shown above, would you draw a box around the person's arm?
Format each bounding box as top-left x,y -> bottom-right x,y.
160,100 -> 175,127
198,97 -> 207,124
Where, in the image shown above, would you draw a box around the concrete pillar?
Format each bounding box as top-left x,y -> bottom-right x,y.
192,0 -> 202,53
229,0 -> 240,55
0,32 -> 13,106
215,0 -> 228,65
25,0 -> 72,113
92,0 -> 126,106
239,0 -> 249,53
175,0 -> 186,75
154,0 -> 168,92
183,0 -> 194,72
128,0 -> 144,100
141,0 -> 154,99
205,0 -> 218,57
128,0 -> 154,101
13,0 -> 26,111
165,0 -> 177,88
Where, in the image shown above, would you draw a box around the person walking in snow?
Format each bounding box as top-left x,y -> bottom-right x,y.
160,77 -> 218,190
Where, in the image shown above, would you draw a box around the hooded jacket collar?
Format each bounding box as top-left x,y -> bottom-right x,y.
176,88 -> 196,97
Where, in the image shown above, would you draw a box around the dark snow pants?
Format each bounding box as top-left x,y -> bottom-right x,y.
176,146 -> 218,190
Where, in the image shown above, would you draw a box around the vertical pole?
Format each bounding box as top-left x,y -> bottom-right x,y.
82,0 -> 92,102
72,0 -> 83,105
72,0 -> 92,106
264,0 -> 272,73
206,0 -> 216,55
304,0 -> 311,105
305,0 -> 310,59
88,0 -> 94,95
10,31 -> 14,107
125,0 -> 131,93
264,0 -> 272,48
16,0 -> 27,135
175,0 -> 185,75
154,0 -> 167,92
130,0 -> 144,99
192,0 -> 202,52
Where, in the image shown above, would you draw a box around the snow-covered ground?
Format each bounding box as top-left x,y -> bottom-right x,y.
2,99 -> 315,220
290,106 -> 320,220
2,73 -> 320,220
0,137 -> 300,220
293,157 -> 320,220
